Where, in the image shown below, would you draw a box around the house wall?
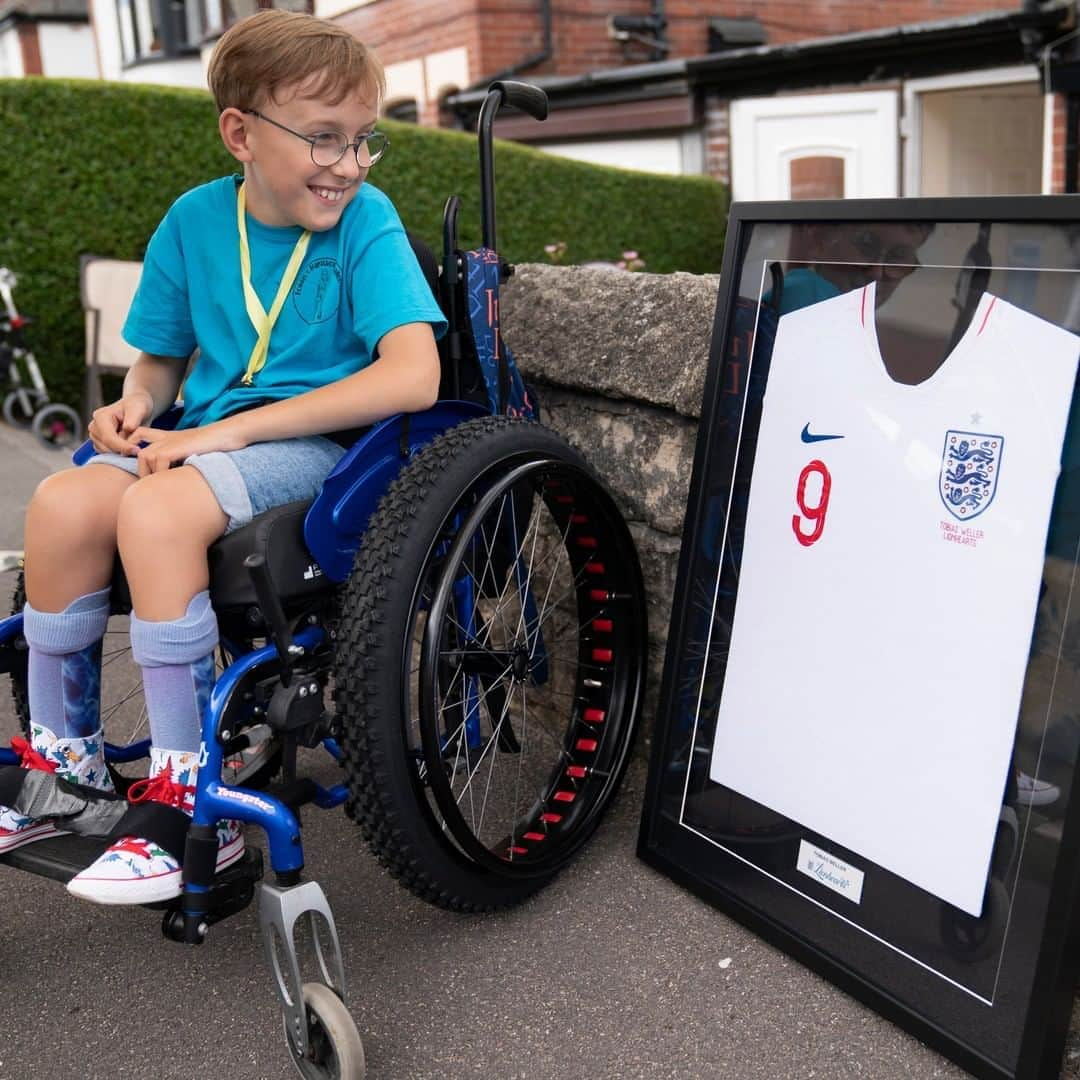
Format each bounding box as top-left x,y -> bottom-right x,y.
331,0 -> 483,123
329,0 -> 1052,189
38,22 -> 99,77
88,0 -> 208,86
0,25 -> 23,76
333,0 -> 1024,88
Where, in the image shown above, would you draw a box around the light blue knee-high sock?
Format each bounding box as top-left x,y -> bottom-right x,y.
130,591 -> 218,755
22,588 -> 110,738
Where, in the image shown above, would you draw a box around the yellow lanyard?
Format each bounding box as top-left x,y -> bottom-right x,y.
236,183 -> 311,386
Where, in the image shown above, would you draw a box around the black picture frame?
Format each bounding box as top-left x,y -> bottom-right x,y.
638,196 -> 1080,1079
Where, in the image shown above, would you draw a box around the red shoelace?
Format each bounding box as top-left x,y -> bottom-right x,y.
11,735 -> 57,774
127,763 -> 194,809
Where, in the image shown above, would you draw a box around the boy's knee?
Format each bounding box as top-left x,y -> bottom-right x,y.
117,467 -> 224,547
117,472 -> 175,541
29,469 -> 116,533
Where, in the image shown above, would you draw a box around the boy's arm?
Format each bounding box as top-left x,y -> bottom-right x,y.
130,323 -> 440,474
231,323 -> 440,441
88,352 -> 187,455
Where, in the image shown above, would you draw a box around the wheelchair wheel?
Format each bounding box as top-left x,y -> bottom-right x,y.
335,416 -> 646,911
8,573 -> 279,788
284,982 -> 365,1080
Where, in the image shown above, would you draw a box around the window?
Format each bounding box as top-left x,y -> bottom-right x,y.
384,98 -> 419,124
117,0 -> 310,66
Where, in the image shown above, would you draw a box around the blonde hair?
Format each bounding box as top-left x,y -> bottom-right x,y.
207,10 -> 385,114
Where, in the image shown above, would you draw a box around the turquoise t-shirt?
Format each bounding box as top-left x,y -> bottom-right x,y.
123,176 -> 447,429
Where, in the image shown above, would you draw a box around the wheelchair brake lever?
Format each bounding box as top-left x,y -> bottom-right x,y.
244,554 -> 301,686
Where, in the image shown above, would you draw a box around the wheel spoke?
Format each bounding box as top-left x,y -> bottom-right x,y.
337,422 -> 644,907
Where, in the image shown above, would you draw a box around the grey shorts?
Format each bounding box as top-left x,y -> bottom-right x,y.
86,436 -> 346,534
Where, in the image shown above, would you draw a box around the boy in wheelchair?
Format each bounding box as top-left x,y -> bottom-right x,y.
5,9 -> 445,905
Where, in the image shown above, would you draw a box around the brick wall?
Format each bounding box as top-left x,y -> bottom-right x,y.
338,0 -> 1026,87
665,0 -> 1020,52
338,0 -> 481,69
702,91 -> 728,186
1050,92 -> 1067,194
17,22 -> 41,76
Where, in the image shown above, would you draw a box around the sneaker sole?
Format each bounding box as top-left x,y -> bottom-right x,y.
66,835 -> 246,906
0,822 -> 62,854
1018,790 -> 1060,807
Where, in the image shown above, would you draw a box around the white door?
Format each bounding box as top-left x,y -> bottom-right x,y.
730,90 -> 899,201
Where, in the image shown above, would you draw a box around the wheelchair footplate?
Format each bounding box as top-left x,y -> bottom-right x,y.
1,830 -> 264,913
0,831 -> 118,883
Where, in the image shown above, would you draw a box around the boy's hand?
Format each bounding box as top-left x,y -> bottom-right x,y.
88,391 -> 154,455
129,421 -> 248,477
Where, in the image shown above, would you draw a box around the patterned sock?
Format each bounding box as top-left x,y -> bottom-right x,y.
130,591 -> 218,754
22,587 -> 110,738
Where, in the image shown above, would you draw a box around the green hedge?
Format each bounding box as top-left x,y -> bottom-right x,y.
0,78 -> 727,407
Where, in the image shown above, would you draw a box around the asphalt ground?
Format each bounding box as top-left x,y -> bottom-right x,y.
0,420 -> 1075,1080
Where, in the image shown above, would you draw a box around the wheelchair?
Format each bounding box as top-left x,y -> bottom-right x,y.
0,81 -> 646,1078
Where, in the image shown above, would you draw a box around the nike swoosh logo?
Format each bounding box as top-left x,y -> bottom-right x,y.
801,424 -> 845,443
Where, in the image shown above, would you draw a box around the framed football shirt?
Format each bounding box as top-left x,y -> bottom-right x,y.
640,198 -> 1080,1080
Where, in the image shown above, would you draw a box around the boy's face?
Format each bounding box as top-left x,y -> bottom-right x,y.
232,78 -> 379,232
809,223 -> 930,307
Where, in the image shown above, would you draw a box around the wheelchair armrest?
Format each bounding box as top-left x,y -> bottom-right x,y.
304,400 -> 488,581
71,403 -> 186,465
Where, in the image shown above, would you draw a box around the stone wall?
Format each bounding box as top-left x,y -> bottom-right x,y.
500,262 -> 721,730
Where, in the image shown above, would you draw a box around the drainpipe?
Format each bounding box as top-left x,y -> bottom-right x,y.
1066,95 -> 1080,192
1025,0 -> 1079,191
467,0 -> 552,90
652,0 -> 667,61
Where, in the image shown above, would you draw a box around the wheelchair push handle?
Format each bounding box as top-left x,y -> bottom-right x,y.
478,80 -> 549,253
489,80 -> 549,122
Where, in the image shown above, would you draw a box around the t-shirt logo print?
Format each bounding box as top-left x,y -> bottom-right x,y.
939,430 -> 1003,520
292,258 -> 343,324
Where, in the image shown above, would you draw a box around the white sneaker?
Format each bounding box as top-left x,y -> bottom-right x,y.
1016,770 -> 1060,808
0,805 -> 61,854
0,725 -> 114,854
67,747 -> 244,905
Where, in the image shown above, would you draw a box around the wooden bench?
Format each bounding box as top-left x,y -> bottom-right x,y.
79,255 -> 143,426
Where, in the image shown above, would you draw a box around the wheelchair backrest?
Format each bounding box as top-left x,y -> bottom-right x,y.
408,230 -> 537,422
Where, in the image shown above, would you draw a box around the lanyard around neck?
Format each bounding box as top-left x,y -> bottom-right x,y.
236,183 -> 311,386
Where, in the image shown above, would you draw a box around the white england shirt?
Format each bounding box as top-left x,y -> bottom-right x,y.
708,283 -> 1079,916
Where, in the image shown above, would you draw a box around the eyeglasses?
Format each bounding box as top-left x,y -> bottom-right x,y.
244,110 -> 389,168
849,227 -> 921,267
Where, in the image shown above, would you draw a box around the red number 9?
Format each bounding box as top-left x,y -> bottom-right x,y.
792,459 -> 832,547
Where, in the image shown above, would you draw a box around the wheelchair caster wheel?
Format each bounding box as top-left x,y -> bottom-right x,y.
284,982 -> 365,1080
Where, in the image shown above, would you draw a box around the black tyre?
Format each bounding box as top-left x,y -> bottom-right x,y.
335,416 -> 646,911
